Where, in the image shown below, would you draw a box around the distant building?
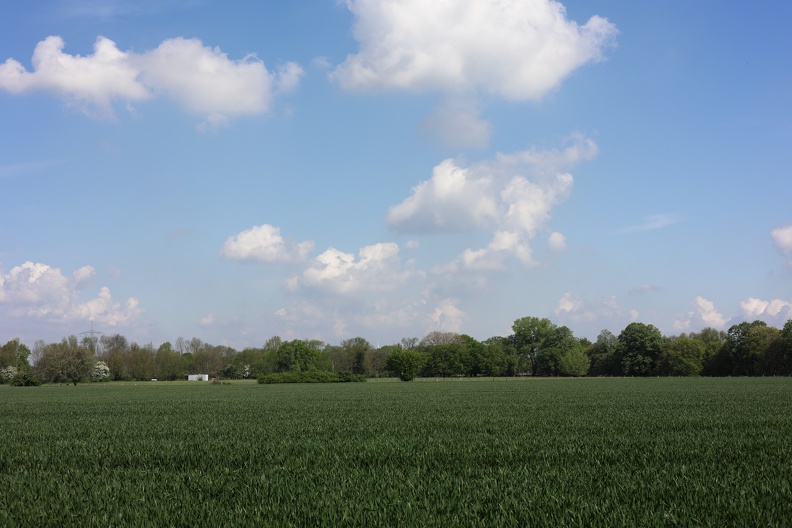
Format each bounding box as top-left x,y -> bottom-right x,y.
187,374 -> 209,381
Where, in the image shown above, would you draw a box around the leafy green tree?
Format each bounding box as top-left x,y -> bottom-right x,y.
558,347 -> 590,377
0,338 -> 31,371
324,344 -> 352,372
657,336 -> 705,376
535,347 -> 564,376
422,343 -> 466,377
364,348 -> 388,378
511,317 -> 556,376
341,337 -> 372,375
35,340 -> 94,385
127,343 -> 156,380
227,347 -> 267,379
385,347 -> 425,381
741,325 -> 778,376
100,334 -> 130,380
483,336 -> 518,376
191,344 -> 234,377
276,340 -> 324,372
458,335 -> 486,376
615,323 -> 664,376
712,321 -> 771,376
536,326 -> 582,376
586,329 -> 619,376
420,331 -> 463,346
763,320 -> 792,375
155,342 -> 186,380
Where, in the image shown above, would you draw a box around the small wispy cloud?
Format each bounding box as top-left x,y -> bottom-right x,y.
614,213 -> 680,235
771,225 -> 792,254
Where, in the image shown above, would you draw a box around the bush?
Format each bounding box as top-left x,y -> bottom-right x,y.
0,366 -> 18,384
257,370 -> 366,384
92,361 -> 111,382
10,371 -> 42,387
336,371 -> 367,383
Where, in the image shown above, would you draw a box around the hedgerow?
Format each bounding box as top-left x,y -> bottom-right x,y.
257,370 -> 366,384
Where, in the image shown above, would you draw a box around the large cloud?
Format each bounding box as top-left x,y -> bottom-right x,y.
740,297 -> 792,321
0,261 -> 142,325
388,134 -> 597,269
332,0 -> 617,99
674,296 -> 728,331
0,36 -> 302,123
332,0 -> 615,148
221,224 -> 314,264
290,242 -> 414,295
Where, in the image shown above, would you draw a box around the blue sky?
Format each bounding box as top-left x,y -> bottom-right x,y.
1,0 -> 791,349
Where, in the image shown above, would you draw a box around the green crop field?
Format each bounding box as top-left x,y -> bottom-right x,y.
1,378 -> 791,526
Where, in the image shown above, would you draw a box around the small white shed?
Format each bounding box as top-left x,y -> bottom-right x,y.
187,374 -> 209,381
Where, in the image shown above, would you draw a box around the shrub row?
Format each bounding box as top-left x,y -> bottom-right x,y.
257,370 -> 366,384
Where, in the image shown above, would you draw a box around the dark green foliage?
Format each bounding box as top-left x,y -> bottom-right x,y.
422,343 -> 466,377
341,337 -> 372,375
657,336 -> 705,376
336,371 -> 367,383
763,320 -> 792,375
511,316 -> 556,376
257,370 -> 365,384
275,340 -> 327,373
614,322 -> 664,376
0,338 -> 31,371
385,347 -> 425,381
9,371 -> 42,386
558,346 -> 590,376
1,379 -> 791,526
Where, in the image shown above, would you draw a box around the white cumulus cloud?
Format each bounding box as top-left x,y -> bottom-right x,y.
555,292 -> 584,315
771,225 -> 792,254
0,35 -> 302,123
547,231 -> 567,252
740,297 -> 792,320
332,0 -> 617,99
0,261 -> 142,325
332,0 -> 615,147
0,36 -> 148,117
388,134 -> 597,269
674,296 -> 727,331
221,224 -> 314,264
294,242 -> 413,295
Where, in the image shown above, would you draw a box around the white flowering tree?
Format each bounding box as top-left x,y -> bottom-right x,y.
92,361 -> 111,382
0,366 -> 18,383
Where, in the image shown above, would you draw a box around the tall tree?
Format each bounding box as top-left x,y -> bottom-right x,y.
420,331 -> 463,346
341,337 -> 372,375
586,329 -> 619,376
0,338 -> 31,371
385,348 -> 425,381
35,340 -> 94,385
615,323 -> 664,376
511,317 -> 556,376
763,320 -> 792,375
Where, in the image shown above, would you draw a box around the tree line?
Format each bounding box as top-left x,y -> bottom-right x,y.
2,317 -> 792,385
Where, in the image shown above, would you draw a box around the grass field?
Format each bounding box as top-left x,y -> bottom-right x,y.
1,378 -> 791,526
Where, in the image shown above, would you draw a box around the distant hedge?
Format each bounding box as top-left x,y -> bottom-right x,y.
257,370 -> 366,384
9,371 -> 42,387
